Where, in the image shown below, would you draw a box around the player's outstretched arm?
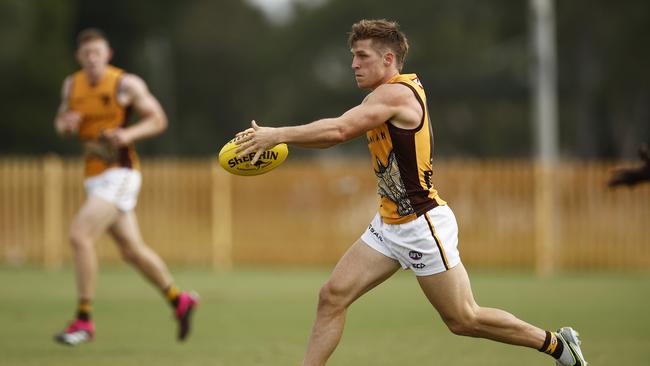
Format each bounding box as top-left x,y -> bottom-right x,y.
235,83 -> 414,164
608,144 -> 650,187
104,74 -> 168,147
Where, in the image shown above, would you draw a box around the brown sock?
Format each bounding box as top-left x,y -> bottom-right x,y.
538,330 -> 565,359
76,298 -> 92,321
164,285 -> 181,307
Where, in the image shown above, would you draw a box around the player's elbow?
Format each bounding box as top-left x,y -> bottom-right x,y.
311,126 -> 347,149
330,124 -> 353,145
328,133 -> 346,146
154,112 -> 168,133
331,111 -> 374,144
317,129 -> 347,149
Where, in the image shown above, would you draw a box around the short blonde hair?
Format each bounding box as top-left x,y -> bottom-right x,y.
76,28 -> 109,48
348,19 -> 409,71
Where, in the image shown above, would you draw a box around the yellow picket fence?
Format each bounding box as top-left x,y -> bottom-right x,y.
1,156 -> 648,271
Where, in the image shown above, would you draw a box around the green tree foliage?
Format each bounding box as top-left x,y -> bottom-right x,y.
557,0 -> 650,157
0,0 -> 75,154
0,0 -> 648,158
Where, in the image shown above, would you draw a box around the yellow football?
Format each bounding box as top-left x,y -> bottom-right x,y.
218,137 -> 288,176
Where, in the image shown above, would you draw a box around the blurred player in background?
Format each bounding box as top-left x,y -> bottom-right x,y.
236,19 -> 587,366
53,28 -> 198,346
608,144 -> 650,187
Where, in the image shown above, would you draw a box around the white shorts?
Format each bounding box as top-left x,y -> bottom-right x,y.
361,205 -> 461,276
83,168 -> 142,212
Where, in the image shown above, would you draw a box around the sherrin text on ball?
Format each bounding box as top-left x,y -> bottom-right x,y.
218,137 -> 288,176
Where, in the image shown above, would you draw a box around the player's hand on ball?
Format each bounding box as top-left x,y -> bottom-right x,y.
219,122 -> 288,176
235,120 -> 280,165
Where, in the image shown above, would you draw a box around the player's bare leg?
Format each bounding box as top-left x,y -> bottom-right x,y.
70,196 -> 120,301
417,262 -> 546,347
109,210 -> 199,341
417,263 -> 587,364
109,211 -> 173,288
302,240 -> 400,366
55,196 -> 119,345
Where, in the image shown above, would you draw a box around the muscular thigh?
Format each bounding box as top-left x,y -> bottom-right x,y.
108,210 -> 144,248
326,239 -> 401,304
416,263 -> 477,320
71,195 -> 120,240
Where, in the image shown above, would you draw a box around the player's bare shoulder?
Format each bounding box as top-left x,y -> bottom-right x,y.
366,82 -> 422,129
366,82 -> 417,107
116,72 -> 167,127
117,73 -> 151,106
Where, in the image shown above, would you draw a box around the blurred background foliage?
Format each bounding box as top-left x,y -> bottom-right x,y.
0,0 -> 648,158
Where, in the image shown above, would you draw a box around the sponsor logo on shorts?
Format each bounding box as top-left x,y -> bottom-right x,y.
368,224 -> 383,242
412,263 -> 426,269
409,250 -> 423,260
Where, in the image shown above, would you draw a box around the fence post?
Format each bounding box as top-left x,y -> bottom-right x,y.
211,160 -> 233,270
43,154 -> 63,270
534,161 -> 557,276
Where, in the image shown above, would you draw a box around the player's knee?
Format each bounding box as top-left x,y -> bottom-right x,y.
443,309 -> 480,337
118,245 -> 137,263
445,317 -> 478,336
69,226 -> 91,251
317,282 -> 348,312
446,319 -> 474,336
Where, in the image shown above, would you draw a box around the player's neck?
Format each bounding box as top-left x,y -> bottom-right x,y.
84,67 -> 107,85
371,70 -> 400,91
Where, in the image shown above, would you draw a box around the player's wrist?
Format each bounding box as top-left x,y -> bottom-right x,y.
121,128 -> 138,145
274,127 -> 288,145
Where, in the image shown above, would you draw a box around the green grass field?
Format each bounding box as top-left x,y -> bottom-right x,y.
1,265 -> 649,365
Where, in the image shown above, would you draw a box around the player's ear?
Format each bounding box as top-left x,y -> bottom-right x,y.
108,47 -> 114,62
383,52 -> 394,67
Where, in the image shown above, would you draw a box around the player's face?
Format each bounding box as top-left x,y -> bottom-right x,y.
351,39 -> 389,90
76,39 -> 112,79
